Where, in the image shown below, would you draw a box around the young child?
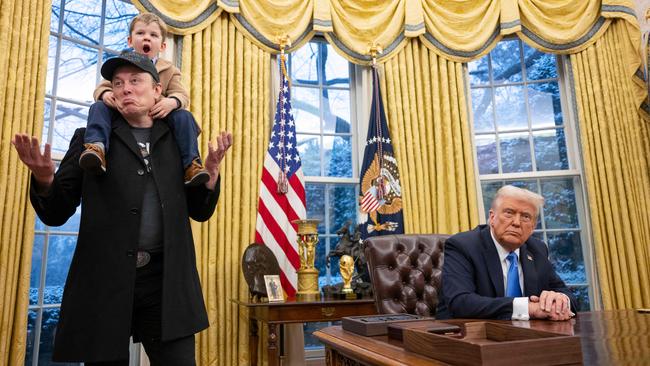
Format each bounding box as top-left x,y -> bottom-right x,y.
80,12 -> 208,186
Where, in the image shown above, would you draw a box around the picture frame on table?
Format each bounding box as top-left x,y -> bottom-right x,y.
264,275 -> 284,302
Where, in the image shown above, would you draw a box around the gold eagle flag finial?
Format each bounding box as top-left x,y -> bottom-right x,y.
368,43 -> 383,67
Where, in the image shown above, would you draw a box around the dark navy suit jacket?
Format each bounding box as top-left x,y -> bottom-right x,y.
436,225 -> 577,320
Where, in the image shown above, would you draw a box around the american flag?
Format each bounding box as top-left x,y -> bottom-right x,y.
255,55 -> 306,297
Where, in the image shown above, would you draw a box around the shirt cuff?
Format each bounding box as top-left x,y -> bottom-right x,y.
512,297 -> 530,320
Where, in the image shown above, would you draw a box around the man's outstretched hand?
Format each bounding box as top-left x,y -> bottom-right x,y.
204,131 -> 233,190
11,134 -> 55,189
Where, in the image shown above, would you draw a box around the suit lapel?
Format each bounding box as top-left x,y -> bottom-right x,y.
112,117 -> 144,162
520,243 -> 539,297
480,226 -> 505,297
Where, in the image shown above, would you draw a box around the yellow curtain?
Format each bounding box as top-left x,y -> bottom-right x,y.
180,13 -> 271,366
379,39 -> 479,234
0,0 -> 51,365
570,20 -> 650,310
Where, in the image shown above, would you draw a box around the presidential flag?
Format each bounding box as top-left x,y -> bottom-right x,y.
358,66 -> 404,239
255,55 -> 306,297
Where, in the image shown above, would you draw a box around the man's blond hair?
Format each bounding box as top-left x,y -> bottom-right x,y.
491,185 -> 544,216
129,12 -> 168,40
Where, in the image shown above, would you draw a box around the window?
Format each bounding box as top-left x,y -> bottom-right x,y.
468,38 -> 593,310
288,40 -> 359,350
27,0 -> 137,364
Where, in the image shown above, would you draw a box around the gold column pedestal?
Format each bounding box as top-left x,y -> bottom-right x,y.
293,219 -> 321,301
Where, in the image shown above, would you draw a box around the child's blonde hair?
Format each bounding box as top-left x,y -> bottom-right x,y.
129,13 -> 168,40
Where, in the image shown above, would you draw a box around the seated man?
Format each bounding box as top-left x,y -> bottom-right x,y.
436,185 -> 577,321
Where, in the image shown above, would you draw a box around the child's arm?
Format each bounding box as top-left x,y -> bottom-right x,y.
93,80 -> 117,108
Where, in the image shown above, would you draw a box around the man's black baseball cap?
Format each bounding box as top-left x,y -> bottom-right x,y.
101,51 -> 160,82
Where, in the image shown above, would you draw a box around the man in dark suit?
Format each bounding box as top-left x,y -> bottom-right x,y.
437,185 -> 577,321
12,52 -> 232,364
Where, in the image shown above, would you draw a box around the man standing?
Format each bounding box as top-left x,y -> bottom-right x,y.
436,185 -> 577,321
12,51 -> 232,365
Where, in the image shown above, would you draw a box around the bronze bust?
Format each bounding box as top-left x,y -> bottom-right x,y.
241,243 -> 281,302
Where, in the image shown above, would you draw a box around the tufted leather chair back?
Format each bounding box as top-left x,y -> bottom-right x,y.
364,234 -> 449,316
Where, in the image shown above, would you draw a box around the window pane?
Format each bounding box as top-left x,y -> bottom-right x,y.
480,181 -> 502,220
315,235 -> 329,282
494,85 -> 526,131
569,285 -> 590,311
51,101 -> 88,155
547,231 -> 586,284
541,178 -> 579,229
529,82 -> 562,129
297,134 -> 321,176
533,128 -> 568,171
44,235 -> 76,304
63,0 -> 103,45
56,205 -> 82,232
57,39 -> 98,102
305,184 -> 326,234
293,87 -> 320,133
322,89 -> 350,133
468,58 -> 489,85
490,39 -> 522,84
30,235 -> 45,305
38,308 -> 66,365
323,44 -> 349,87
47,35 -> 58,95
103,0 -> 138,50
324,136 -> 352,178
475,134 -> 498,174
471,88 -> 494,132
51,2 -> 61,32
524,43 -> 558,81
500,132 -> 532,173
26,309 -> 38,365
328,185 -> 357,234
304,321 -> 330,348
291,43 -> 318,85
42,99 -> 52,146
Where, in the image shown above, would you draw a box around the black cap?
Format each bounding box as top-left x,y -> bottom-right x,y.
101,51 -> 160,83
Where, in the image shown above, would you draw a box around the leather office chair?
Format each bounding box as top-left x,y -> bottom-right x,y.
364,234 -> 449,316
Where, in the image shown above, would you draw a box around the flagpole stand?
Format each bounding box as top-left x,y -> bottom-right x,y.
293,219 -> 321,301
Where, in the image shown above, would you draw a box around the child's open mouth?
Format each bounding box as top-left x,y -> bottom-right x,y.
143,44 -> 151,53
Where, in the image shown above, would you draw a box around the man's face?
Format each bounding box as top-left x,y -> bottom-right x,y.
111,66 -> 161,118
128,21 -> 166,59
489,195 -> 537,252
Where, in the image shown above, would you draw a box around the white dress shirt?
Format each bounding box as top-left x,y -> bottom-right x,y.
490,229 -> 530,321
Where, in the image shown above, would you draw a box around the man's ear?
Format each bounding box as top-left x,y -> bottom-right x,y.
488,209 -> 495,225
153,83 -> 163,100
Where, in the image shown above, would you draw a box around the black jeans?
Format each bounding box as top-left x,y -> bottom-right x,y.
87,253 -> 195,366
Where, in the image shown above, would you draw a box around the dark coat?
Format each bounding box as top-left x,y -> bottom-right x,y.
30,117 -> 219,362
436,225 -> 577,320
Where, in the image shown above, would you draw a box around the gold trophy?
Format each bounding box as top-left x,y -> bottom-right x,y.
293,219 -> 320,301
339,254 -> 357,299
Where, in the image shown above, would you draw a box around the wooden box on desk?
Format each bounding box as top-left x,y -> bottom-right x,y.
402,321 -> 582,366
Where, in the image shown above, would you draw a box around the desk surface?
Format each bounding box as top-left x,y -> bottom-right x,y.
315,310 -> 650,365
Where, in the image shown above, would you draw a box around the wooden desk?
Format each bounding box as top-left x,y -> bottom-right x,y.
234,298 -> 377,366
315,310 -> 650,365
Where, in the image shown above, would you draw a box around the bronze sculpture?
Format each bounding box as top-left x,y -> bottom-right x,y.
241,243 -> 281,302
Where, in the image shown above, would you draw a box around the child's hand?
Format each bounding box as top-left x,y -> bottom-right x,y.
102,91 -> 117,108
149,97 -> 179,119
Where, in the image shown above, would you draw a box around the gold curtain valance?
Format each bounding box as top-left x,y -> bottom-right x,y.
132,0 -> 639,61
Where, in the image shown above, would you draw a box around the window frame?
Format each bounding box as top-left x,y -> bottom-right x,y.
466,39 -> 599,310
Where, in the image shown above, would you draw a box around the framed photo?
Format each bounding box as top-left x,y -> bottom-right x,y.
264,275 -> 284,302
